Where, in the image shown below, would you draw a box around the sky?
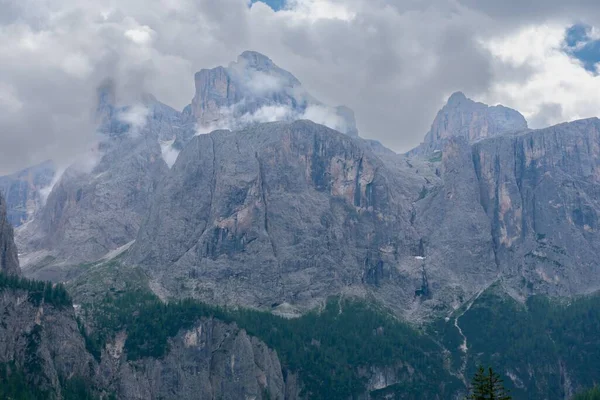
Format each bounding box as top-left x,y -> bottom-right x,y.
1,0 -> 600,174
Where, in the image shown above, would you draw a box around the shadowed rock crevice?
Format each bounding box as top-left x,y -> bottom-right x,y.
256,151 -> 284,294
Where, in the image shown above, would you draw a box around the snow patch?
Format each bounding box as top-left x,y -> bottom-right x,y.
160,139 -> 180,168
100,240 -> 136,261
118,104 -> 150,135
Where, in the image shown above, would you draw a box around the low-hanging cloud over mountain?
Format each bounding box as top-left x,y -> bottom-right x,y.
1,0 -> 600,174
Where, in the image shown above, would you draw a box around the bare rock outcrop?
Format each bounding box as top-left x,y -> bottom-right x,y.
0,193 -> 20,276
410,91 -> 528,156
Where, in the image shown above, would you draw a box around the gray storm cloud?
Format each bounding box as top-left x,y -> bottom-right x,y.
1,0 -> 599,174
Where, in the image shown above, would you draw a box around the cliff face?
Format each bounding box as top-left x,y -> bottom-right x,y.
16,98 -> 178,277
126,120 -> 440,317
189,51 -> 304,127
412,137 -> 498,307
0,287 -> 297,400
0,194 -> 20,276
0,287 -> 93,396
100,318 -> 298,400
408,117 -> 600,305
125,115 -> 600,317
471,118 -> 600,295
19,85 -> 600,319
0,161 -> 55,227
187,51 -> 359,137
17,51 -> 359,279
410,91 -> 528,155
3,183 -> 296,399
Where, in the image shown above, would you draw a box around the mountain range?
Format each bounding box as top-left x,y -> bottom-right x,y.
1,50 -> 600,399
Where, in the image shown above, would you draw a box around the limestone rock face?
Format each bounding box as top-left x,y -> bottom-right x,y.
16,96 -> 180,276
0,286 -> 296,400
186,51 -> 359,137
335,105 -> 359,138
0,288 -> 93,395
410,117 -> 600,303
412,137 -> 498,308
17,52 -> 359,279
102,318 -> 298,400
14,55 -> 600,322
0,161 -> 55,227
0,193 -> 20,276
128,120 -> 422,314
126,115 -> 600,319
471,118 -> 600,296
410,91 -> 528,155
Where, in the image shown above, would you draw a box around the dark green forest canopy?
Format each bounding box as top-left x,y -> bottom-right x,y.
574,387 -> 600,400
431,285 -> 600,399
0,273 -> 71,308
83,289 -> 460,399
4,268 -> 600,400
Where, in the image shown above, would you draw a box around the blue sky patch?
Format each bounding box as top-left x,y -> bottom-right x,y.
249,0 -> 286,11
564,24 -> 600,74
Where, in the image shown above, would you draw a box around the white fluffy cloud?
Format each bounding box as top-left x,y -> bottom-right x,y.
278,0 -> 356,22
1,0 -> 600,174
302,105 -> 347,132
118,104 -> 150,134
481,24 -> 600,128
194,103 -> 345,135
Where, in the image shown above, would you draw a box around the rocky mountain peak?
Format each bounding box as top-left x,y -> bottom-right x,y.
235,50 -> 277,71
445,91 -> 468,106
409,92 -> 528,155
188,51 -> 358,137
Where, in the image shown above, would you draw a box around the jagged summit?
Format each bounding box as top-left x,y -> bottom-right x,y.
235,50 -> 277,70
409,91 -> 528,155
187,50 -> 359,137
446,91 -> 468,105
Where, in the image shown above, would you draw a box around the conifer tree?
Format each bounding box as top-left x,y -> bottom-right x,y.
573,386 -> 600,400
466,366 -> 511,400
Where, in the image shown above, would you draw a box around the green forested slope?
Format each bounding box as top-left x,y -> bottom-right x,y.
431,284 -> 600,399
82,288 -> 460,399
5,266 -> 600,400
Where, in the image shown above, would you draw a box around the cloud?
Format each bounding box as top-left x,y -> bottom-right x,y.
124,26 -> 156,45
241,105 -> 294,123
0,83 -> 23,113
235,68 -> 290,96
301,105 -> 347,132
194,104 -> 291,134
2,0 -> 600,174
480,24 -> 600,129
279,0 -> 356,22
194,102 -> 347,134
118,104 -> 150,135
